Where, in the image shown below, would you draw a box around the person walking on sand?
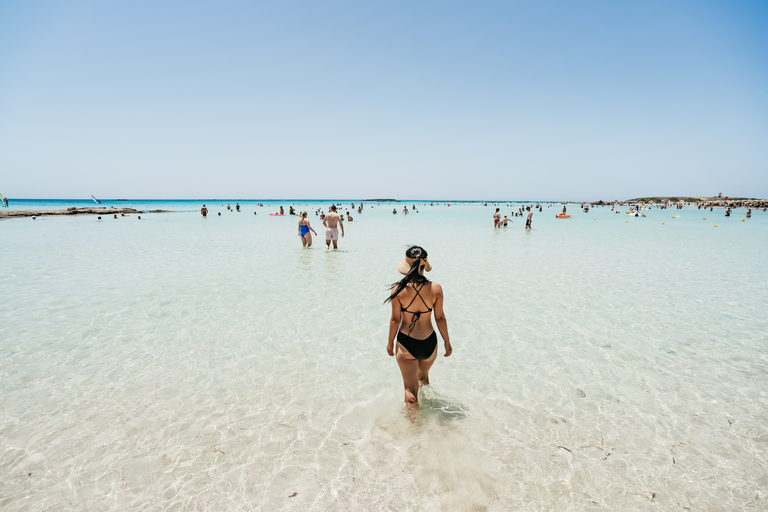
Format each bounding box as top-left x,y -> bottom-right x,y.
385,246 -> 452,407
298,211 -> 318,247
201,204 -> 208,217
525,206 -> 533,230
323,205 -> 344,249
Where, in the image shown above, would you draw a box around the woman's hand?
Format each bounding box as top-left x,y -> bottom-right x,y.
443,341 -> 452,357
387,340 -> 394,357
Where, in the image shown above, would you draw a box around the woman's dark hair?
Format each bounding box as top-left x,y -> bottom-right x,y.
385,246 -> 429,303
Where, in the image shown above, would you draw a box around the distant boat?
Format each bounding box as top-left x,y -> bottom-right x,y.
0,193 -> 8,207
91,195 -> 101,204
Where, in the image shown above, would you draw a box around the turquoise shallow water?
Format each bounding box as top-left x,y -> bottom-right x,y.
1,200 -> 767,511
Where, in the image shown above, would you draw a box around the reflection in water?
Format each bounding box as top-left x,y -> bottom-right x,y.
297,247 -> 313,275
323,250 -> 349,278
324,251 -> 340,278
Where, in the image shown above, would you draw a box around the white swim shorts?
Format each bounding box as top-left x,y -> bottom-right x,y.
326,227 -> 339,240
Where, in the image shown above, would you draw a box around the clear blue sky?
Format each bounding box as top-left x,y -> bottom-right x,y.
1,0 -> 766,200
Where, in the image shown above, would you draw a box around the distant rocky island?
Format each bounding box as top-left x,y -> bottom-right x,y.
627,196 -> 759,202
0,207 -> 169,219
588,197 -> 767,207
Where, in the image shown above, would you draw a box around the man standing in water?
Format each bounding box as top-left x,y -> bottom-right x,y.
323,205 -> 344,250
525,206 -> 533,230
201,204 -> 208,217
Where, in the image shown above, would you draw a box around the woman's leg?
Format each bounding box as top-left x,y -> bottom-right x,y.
417,345 -> 438,385
306,233 -> 312,247
395,344 -> 420,405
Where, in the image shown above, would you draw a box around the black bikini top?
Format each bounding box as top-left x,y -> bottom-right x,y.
401,283 -> 432,333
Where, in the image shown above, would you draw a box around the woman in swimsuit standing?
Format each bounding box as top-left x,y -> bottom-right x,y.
386,246 -> 452,406
298,211 -> 318,247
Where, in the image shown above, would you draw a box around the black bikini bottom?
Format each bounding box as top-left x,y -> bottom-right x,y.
397,331 -> 438,360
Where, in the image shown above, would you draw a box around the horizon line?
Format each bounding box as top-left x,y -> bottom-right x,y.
4,196 -> 754,202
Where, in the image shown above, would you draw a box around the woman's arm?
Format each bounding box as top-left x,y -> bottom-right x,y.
387,286 -> 402,356
432,283 -> 452,357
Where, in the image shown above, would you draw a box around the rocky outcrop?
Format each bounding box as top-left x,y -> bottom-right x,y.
0,207 -> 160,219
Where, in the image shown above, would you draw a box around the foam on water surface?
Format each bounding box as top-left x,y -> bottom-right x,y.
1,201 -> 767,510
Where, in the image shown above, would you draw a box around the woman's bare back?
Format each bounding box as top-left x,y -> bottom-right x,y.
396,281 -> 436,339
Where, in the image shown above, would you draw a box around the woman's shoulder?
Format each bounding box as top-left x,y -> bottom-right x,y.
428,281 -> 443,294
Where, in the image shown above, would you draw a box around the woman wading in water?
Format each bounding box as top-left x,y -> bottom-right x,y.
386,246 -> 452,406
298,211 -> 317,247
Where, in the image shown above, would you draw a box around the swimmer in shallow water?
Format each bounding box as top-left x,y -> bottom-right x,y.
385,246 -> 452,407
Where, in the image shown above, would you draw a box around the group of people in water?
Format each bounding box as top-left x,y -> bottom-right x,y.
96,213 -> 140,220
298,205 -> 345,249
493,206 -> 534,228
392,205 -> 419,215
